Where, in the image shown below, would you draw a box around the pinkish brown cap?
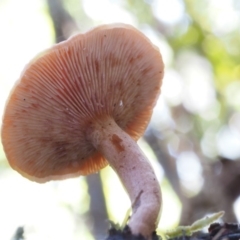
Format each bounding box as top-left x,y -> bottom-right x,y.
1,24 -> 164,182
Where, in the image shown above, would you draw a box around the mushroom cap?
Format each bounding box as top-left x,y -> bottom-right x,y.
1,24 -> 164,182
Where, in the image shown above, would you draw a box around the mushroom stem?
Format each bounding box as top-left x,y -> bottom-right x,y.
88,117 -> 162,239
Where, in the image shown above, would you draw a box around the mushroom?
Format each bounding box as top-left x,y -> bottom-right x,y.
1,24 -> 164,239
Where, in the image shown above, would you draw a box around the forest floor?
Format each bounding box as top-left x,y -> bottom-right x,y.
106,222 -> 240,240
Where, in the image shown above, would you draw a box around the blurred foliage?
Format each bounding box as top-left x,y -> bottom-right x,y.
125,0 -> 153,24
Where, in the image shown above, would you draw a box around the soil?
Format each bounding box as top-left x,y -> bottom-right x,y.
105,223 -> 240,240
